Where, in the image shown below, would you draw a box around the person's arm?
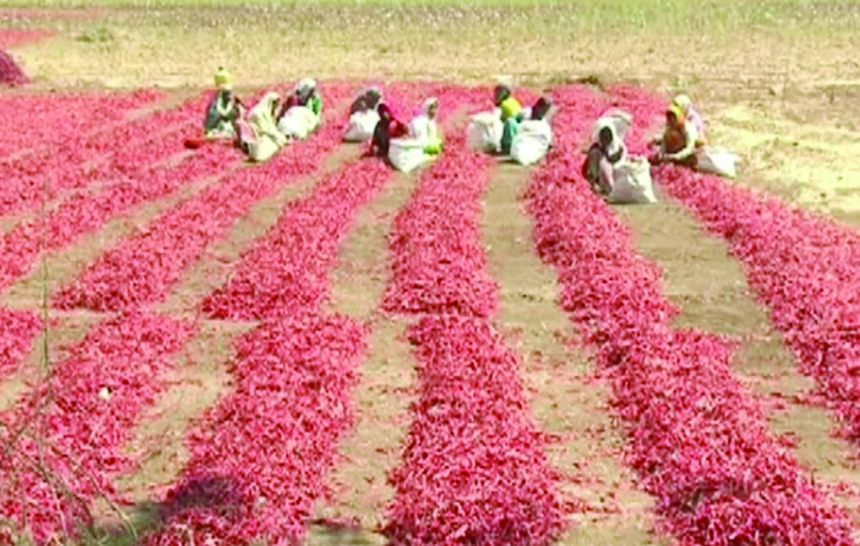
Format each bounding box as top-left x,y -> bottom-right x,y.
311,95 -> 322,117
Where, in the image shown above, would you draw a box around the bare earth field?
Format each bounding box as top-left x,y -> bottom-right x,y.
3,1 -> 860,544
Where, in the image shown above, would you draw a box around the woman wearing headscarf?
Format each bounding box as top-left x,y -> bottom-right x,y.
651,104 -> 699,166
409,97 -> 444,156
583,118 -> 628,196
369,103 -> 408,158
236,91 -> 288,162
672,94 -> 707,145
204,67 -> 244,139
277,78 -> 323,139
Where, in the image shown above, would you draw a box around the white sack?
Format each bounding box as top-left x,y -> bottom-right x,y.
389,138 -> 434,173
696,147 -> 739,179
467,111 -> 504,153
608,157 -> 657,204
344,109 -> 380,142
277,106 -> 319,140
510,119 -> 553,166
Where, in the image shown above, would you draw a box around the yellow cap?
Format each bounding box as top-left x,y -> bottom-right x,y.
214,67 -> 233,91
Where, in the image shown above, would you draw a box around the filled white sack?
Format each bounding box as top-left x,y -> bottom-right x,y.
696,147 -> 739,179
467,111 -> 504,154
277,106 -> 319,140
389,138 -> 434,173
344,109 -> 380,142
510,119 -> 553,166
608,157 -> 657,204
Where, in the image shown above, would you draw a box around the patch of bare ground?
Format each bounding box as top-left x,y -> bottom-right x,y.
485,162 -> 668,545
308,169 -> 420,546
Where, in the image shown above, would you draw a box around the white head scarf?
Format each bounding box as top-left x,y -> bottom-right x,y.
594,117 -> 626,161
421,97 -> 439,118
296,78 -> 317,95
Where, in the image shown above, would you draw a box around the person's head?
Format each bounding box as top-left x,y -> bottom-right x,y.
493,84 -> 511,106
366,88 -> 382,108
423,98 -> 439,119
598,125 -> 614,149
532,97 -> 552,121
214,67 -> 233,92
666,104 -> 684,129
377,103 -> 392,121
672,94 -> 692,114
296,78 -> 317,101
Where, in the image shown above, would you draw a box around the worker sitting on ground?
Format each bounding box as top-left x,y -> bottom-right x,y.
672,94 -> 707,146
409,97 -> 444,156
277,78 -> 323,139
204,67 -> 244,139
236,91 -> 288,163
369,103 -> 408,158
650,104 -> 699,167
583,118 -> 628,196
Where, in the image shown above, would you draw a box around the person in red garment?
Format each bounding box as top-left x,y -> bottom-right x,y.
369,103 -> 408,158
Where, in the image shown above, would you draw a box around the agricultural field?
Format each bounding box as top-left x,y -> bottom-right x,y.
2,1 -> 860,544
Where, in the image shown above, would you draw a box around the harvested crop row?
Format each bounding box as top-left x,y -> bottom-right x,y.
0,312 -> 195,544
381,112 -> 497,317
384,316 -> 566,545
524,84 -> 857,545
381,113 -> 565,544
0,89 -> 163,162
142,315 -> 367,545
0,137 -> 238,293
0,307 -> 41,380
53,84 -> 354,312
0,91 -> 209,218
202,157 -> 395,320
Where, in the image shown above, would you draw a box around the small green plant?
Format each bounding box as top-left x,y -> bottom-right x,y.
78,25 -> 114,43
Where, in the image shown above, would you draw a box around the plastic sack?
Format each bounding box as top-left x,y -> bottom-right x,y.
468,111 -> 504,153
510,120 -> 553,166
277,106 -> 319,140
608,157 -> 657,204
696,147 -> 739,179
248,135 -> 282,163
389,138 -> 433,173
344,109 -> 380,142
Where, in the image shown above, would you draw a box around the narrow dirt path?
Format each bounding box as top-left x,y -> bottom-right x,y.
484,162 -> 669,545
613,192 -> 860,523
306,170 -> 420,546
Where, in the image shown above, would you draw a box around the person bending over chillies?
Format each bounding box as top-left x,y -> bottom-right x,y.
583,119 -> 628,196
